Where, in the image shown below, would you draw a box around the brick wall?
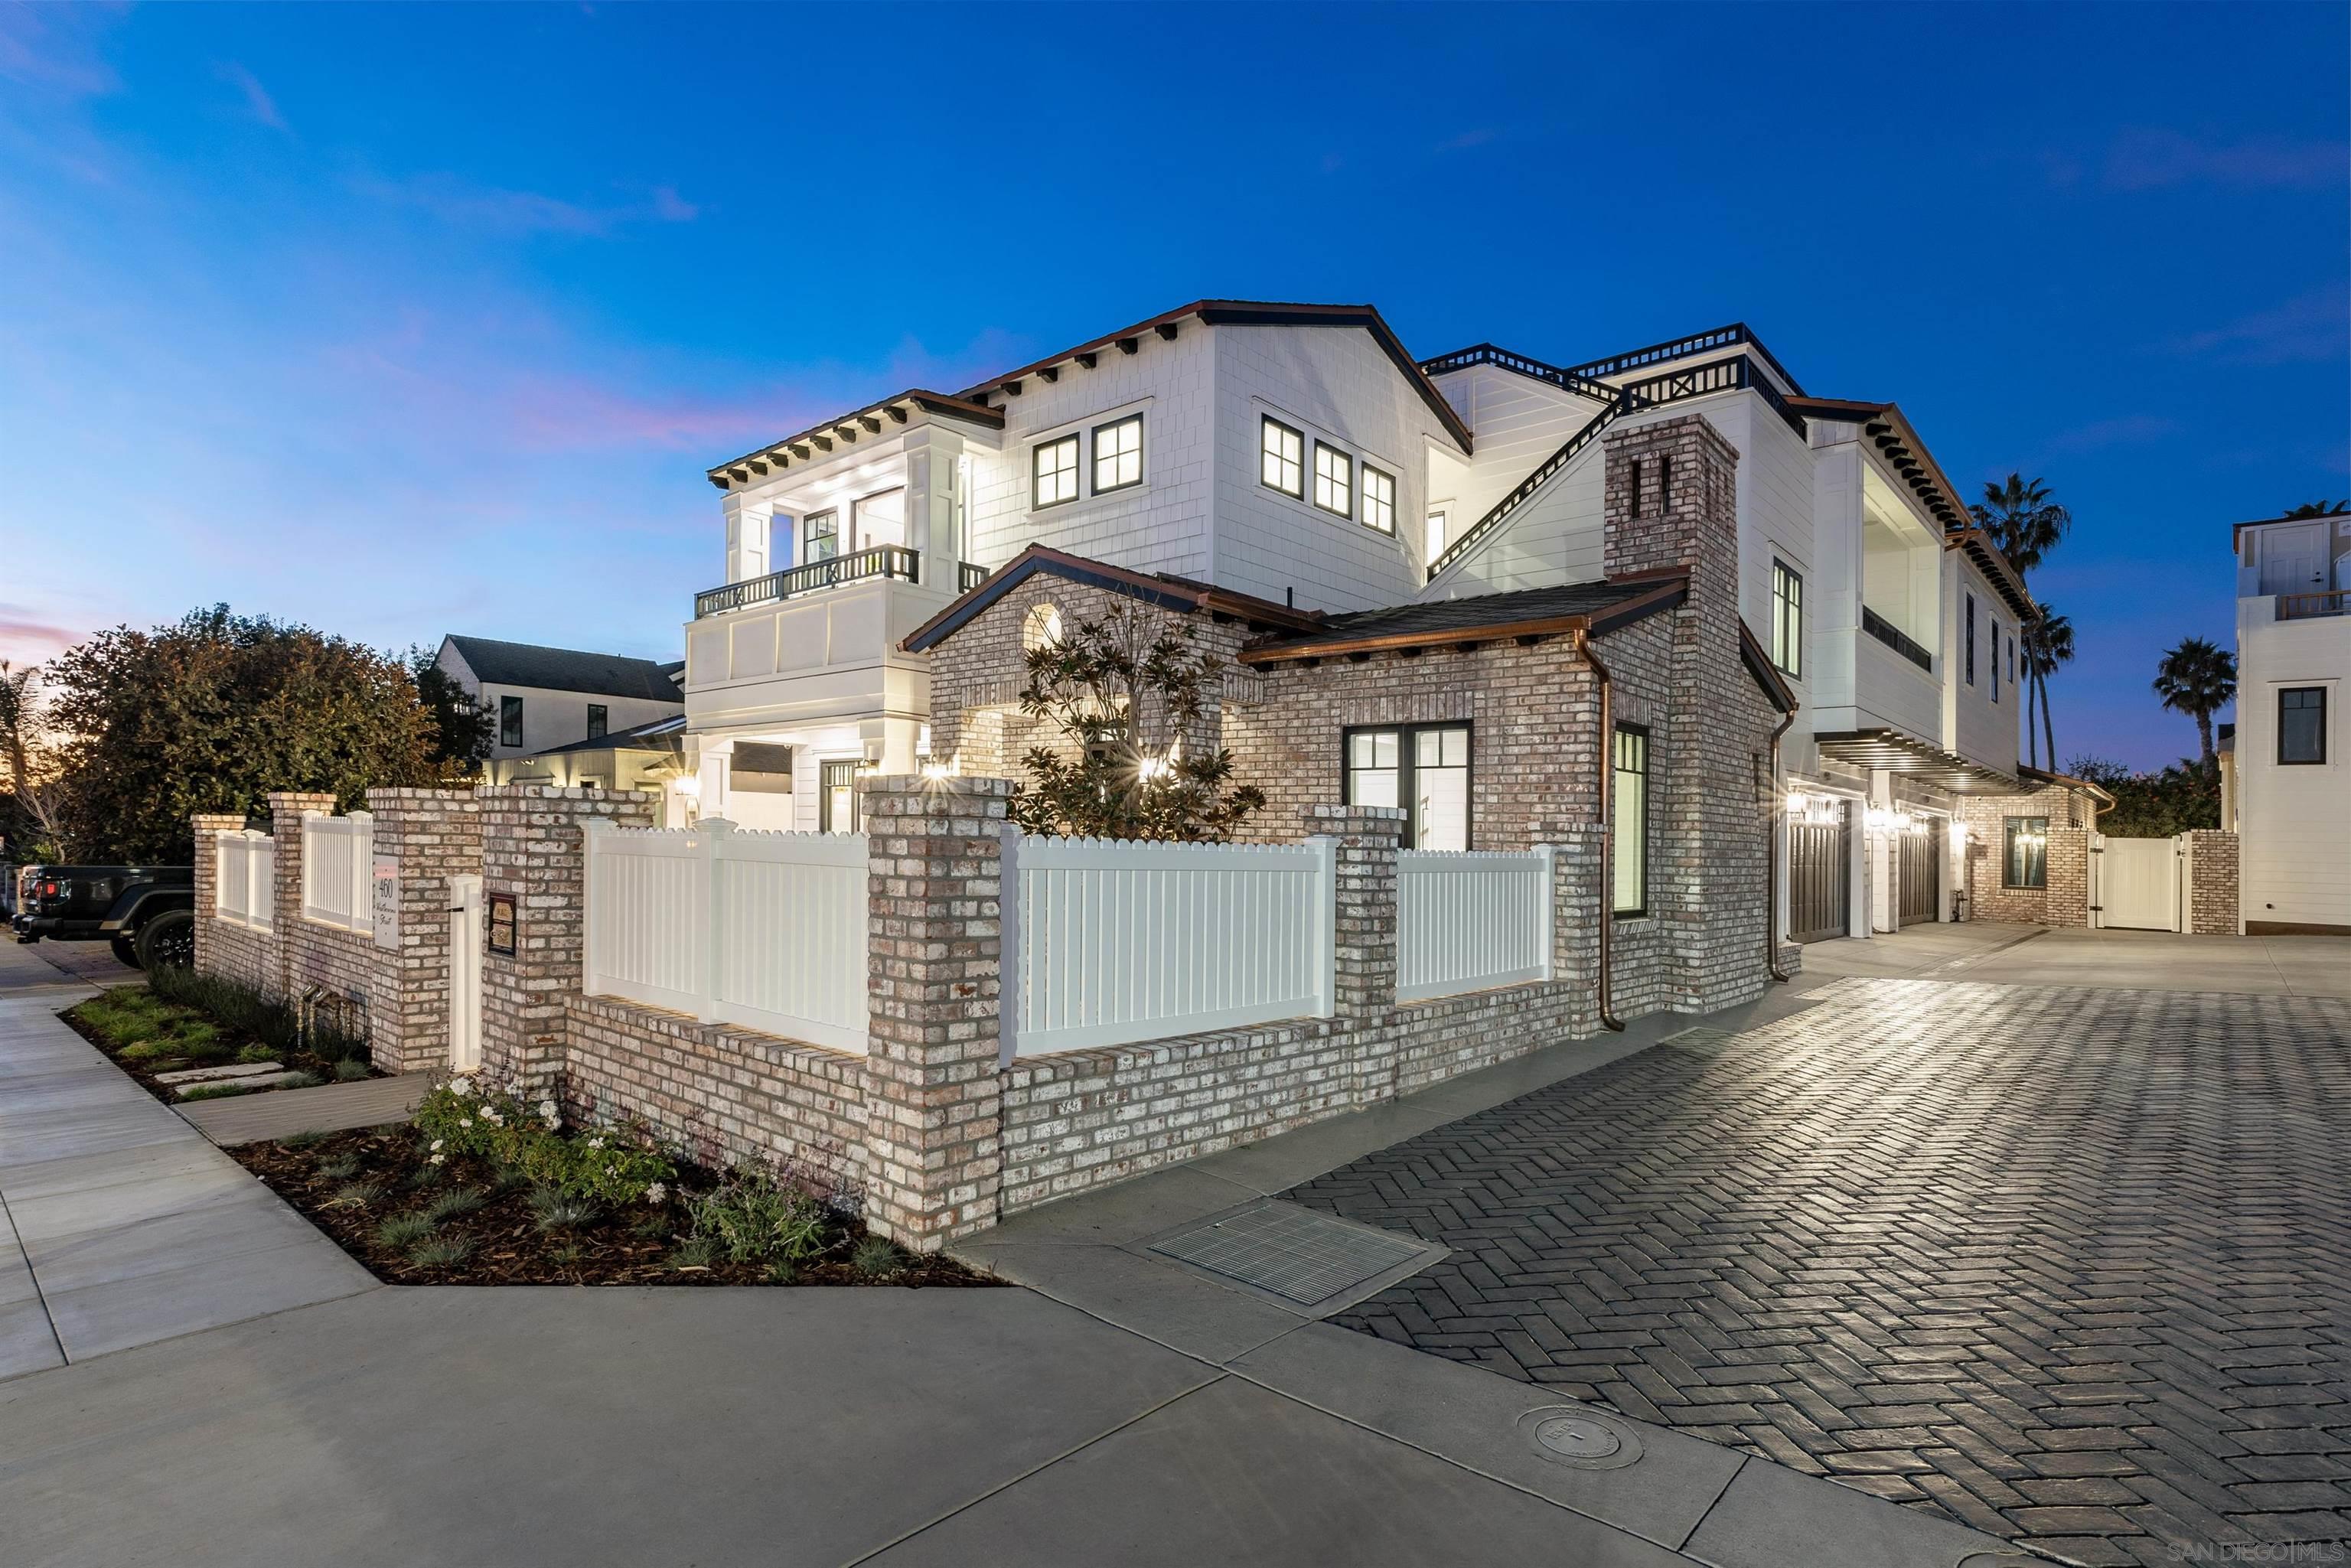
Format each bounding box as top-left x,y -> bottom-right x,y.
1955,781 -> 2095,926
190,813 -> 276,993
2183,830 -> 2239,936
365,790 -> 482,1072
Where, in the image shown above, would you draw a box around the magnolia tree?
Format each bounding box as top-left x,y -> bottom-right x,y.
1006,605 -> 1264,841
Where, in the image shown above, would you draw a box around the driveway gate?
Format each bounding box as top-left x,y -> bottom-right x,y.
1788,801 -> 1850,943
2094,835 -> 2182,932
1897,820 -> 1942,927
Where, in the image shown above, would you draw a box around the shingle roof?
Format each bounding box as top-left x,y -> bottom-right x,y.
1239,578 -> 1680,662
523,715 -> 688,758
442,636 -> 686,703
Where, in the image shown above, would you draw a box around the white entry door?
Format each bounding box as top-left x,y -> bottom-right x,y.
2257,522 -> 2330,596
447,874 -> 483,1070
2098,837 -> 2181,931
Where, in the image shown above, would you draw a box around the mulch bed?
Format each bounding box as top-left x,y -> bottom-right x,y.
61,990 -> 373,1107
230,1125 -> 1003,1289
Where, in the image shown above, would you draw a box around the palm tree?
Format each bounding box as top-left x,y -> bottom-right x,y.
1971,474 -> 2072,575
2151,637 -> 2236,775
2021,611 -> 2074,771
2282,500 -> 2350,518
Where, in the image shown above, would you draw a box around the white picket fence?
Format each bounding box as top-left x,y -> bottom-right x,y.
1396,847 -> 1555,1002
300,810 -> 374,934
213,830 -> 275,931
583,820 -> 869,1054
1004,833 -> 1335,1059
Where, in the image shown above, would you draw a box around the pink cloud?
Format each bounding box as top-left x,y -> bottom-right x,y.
2106,129 -> 2348,191
0,609 -> 83,664
0,3 -> 120,97
218,61 -> 287,131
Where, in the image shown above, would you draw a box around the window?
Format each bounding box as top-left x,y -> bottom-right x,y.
499,696 -> 523,749
1627,459 -> 1644,518
1426,509 -> 1449,563
805,509 -> 839,563
1965,594 -> 1976,685
1092,415 -> 1143,494
1022,602 -> 1064,652
1656,455 -> 1673,515
1312,443 -> 1353,519
1613,725 -> 1648,914
587,705 -> 607,741
853,487 -> 905,549
1343,723 -> 1470,850
1032,435 -> 1080,509
820,760 -> 861,833
1990,617 -> 2000,702
2009,634 -> 2017,686
2003,816 -> 2048,888
1771,560 -> 1804,678
2279,687 -> 2328,764
1361,465 -> 1396,533
1260,417 -> 1304,497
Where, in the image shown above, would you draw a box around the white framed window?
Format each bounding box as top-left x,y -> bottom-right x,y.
1361,465 -> 1395,533
1426,508 -> 1449,565
1771,559 -> 1803,679
1032,435 -> 1080,509
1312,443 -> 1353,519
1260,417 -> 1303,497
806,509 -> 839,563
1092,414 -> 1143,494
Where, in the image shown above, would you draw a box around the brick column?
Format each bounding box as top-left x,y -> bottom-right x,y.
1541,823 -> 1606,1038
2045,827 -> 2091,928
862,774 -> 1011,1251
365,788 -> 484,1073
478,785 -> 653,1093
189,812 -> 243,976
1306,804 -> 1404,1107
2182,830 -> 2239,935
266,792 -> 336,999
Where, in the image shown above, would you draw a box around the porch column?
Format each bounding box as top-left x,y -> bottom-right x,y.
722,492 -> 776,582
902,425 -> 966,581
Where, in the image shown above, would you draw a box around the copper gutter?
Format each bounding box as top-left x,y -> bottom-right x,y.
1575,627 -> 1625,1033
1765,707 -> 1796,983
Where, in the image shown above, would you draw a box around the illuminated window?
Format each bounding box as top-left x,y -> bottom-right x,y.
1614,725 -> 1648,914
1313,443 -> 1353,519
1032,435 -> 1080,509
2004,816 -> 2047,888
820,760 -> 860,833
1260,417 -> 1303,497
1361,465 -> 1396,533
1022,602 -> 1064,653
805,509 -> 839,563
1343,724 -> 1469,850
1771,560 -> 1803,678
1092,415 -> 1142,494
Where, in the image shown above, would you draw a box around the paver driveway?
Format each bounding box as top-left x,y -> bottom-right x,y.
1289,976 -> 2351,1567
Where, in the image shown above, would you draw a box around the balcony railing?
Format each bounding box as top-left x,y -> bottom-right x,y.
2278,589 -> 2348,621
959,560 -> 992,592
695,545 -> 920,618
1861,605 -> 1935,672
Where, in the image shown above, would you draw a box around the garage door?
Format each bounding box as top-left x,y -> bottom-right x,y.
1897,820 -> 1942,927
1789,802 -> 1850,943
2097,836 -> 2181,931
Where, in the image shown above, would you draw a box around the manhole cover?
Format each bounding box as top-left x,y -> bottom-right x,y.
1515,1406 -> 1643,1470
1146,1201 -> 1429,1307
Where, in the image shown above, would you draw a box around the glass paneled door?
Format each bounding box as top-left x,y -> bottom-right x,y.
1343,724 -> 1471,851
820,760 -> 860,833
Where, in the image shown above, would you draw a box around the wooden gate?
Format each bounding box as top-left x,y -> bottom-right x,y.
1897,820 -> 1941,927
1788,801 -> 1850,943
2095,836 -> 2182,931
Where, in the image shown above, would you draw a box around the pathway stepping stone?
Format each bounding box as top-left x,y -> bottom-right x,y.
154,1061 -> 286,1085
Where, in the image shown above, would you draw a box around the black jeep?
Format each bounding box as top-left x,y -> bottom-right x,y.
9,864 -> 197,970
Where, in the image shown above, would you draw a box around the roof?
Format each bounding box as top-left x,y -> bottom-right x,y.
523,715 -> 688,758
1739,622 -> 1800,716
709,390 -> 1005,489
2232,510 -> 2347,550
1238,576 -> 1685,663
2019,764 -> 2118,807
441,636 -> 686,703
899,545 -> 1325,654
1789,396 -> 1978,540
1422,324 -> 1808,403
1944,527 -> 2038,621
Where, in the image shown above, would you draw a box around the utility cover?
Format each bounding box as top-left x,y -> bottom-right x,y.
1146,1201 -> 1433,1309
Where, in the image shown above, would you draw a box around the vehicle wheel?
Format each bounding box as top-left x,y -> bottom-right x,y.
135,909 -> 195,971
109,935 -> 144,970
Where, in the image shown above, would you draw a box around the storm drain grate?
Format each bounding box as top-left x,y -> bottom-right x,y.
1147,1201 -> 1427,1306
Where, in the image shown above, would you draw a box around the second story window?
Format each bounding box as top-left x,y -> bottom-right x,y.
1965,594 -> 1976,685
1313,443 -> 1353,519
499,695 -> 523,750
2279,686 -> 2327,764
1772,560 -> 1803,679
1261,417 -> 1303,498
1361,465 -> 1396,533
806,509 -> 839,563
1991,617 -> 2001,702
587,704 -> 607,741
1092,415 -> 1143,494
1033,435 -> 1080,509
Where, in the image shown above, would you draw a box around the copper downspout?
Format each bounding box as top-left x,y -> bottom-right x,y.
1765,708 -> 1796,983
1575,627 -> 1625,1032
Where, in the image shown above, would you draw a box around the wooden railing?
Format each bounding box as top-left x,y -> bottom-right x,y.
694,545 -> 921,618
1416,344 -> 1619,403
2278,589 -> 2348,621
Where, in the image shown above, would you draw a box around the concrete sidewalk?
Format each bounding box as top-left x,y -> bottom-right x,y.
1802,919 -> 2351,998
0,944 -> 376,1378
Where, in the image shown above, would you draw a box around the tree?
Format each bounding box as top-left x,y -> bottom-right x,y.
1970,474 -> 2072,576
2150,636 -> 2236,775
44,606 -> 443,862
2281,500 -> 2350,518
0,660 -> 67,862
409,647 -> 494,774
1006,605 -> 1264,841
2066,754 -> 2220,837
2020,610 -> 2074,772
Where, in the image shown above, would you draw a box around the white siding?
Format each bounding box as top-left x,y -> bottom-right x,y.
2236,598 -> 2351,930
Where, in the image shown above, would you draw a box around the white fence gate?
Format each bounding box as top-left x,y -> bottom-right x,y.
1005,833 -> 1335,1059
212,830 -> 275,931
301,810 -> 374,934
583,820 -> 869,1054
1396,848 -> 1555,1002
448,874 -> 482,1070
2095,835 -> 2183,931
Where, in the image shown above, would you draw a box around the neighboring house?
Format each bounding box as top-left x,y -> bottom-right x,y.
692,300 -> 2042,942
482,716 -> 692,823
2229,511 -> 2351,934
435,635 -> 686,765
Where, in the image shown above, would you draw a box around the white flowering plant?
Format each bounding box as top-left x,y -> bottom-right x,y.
411,1075 -> 673,1205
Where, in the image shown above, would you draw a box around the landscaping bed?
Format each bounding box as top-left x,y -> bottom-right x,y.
64,970 -> 377,1105
227,1081 -> 997,1289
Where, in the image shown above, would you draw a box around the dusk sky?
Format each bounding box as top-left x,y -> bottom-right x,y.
2,2 -> 2343,771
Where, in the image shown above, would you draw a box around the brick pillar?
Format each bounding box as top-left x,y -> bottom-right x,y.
862,774 -> 1010,1251
266,793 -> 336,999
189,812 -> 243,976
2045,827 -> 2091,928
365,788 -> 484,1074
478,785 -> 653,1093
1541,823 -> 1606,1038
2183,830 -> 2239,935
1306,804 -> 1404,1107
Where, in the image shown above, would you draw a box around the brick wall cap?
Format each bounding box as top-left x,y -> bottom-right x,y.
1602,411 -> 1743,465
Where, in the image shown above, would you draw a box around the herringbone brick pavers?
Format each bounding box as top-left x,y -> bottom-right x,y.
1288,978 -> 2351,1566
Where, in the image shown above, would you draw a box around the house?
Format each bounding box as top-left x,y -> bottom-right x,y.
691,299 -> 2047,946
2228,511 -> 2350,934
434,634 -> 686,767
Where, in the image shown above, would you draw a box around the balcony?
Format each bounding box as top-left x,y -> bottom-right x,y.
2278,590 -> 2348,621
694,547 -> 993,618
1861,605 -> 1934,671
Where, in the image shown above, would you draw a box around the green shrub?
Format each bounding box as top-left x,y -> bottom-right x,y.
421,1187 -> 484,1224
850,1236 -> 902,1280
668,1235 -> 720,1270
178,1082 -> 250,1102
282,1130 -> 327,1150
375,1212 -> 436,1248
406,1234 -> 474,1268
284,1071 -> 324,1089
330,1181 -> 386,1208
765,1259 -> 798,1286
686,1169 -> 827,1264
320,1155 -> 361,1181
333,1059 -> 371,1082
236,1044 -> 276,1065
528,1187 -> 600,1232
414,1077 -> 673,1204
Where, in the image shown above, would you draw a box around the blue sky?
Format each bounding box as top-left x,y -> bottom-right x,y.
2,2 -> 2343,770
